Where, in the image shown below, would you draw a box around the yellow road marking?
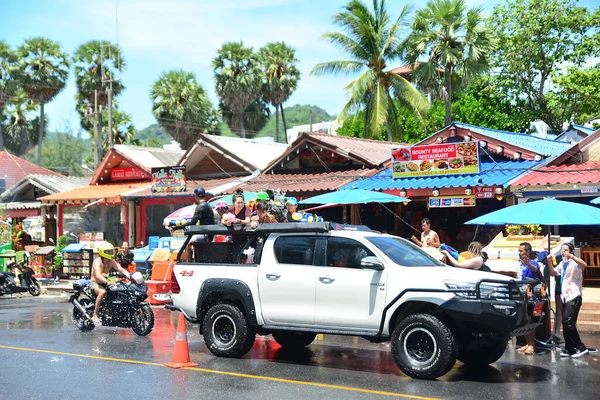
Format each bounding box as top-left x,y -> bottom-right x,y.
0,344 -> 439,399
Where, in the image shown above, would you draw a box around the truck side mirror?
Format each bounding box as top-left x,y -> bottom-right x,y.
361,256 -> 384,271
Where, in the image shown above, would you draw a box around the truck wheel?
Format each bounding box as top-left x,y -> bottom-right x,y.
391,313 -> 457,380
272,332 -> 316,349
202,303 -> 255,358
458,337 -> 508,366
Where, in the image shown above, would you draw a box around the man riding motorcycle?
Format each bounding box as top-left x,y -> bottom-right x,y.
90,243 -> 131,326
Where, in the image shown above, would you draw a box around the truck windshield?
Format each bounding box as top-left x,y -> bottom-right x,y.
366,236 -> 445,267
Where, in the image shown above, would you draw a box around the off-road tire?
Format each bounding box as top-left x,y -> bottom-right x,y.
202,303 -> 255,358
72,298 -> 95,332
391,313 -> 457,380
131,304 -> 155,336
272,332 -> 316,349
458,337 -> 508,366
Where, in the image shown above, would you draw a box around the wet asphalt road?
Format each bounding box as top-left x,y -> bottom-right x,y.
0,295 -> 599,400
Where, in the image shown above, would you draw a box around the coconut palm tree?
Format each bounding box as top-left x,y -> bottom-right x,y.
213,42 -> 262,139
405,0 -> 497,125
311,0 -> 429,141
0,40 -> 18,152
73,40 -> 125,165
15,38 -> 69,164
258,42 -> 300,143
150,70 -> 213,150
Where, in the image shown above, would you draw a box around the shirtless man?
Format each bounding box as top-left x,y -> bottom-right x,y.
411,218 -> 441,248
90,243 -> 131,325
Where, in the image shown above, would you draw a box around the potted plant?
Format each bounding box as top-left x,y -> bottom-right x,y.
52,235 -> 70,279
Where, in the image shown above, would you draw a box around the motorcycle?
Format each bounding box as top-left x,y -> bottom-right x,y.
70,271 -> 154,336
0,259 -> 41,297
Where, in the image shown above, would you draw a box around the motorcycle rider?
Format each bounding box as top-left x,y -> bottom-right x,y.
91,243 -> 131,326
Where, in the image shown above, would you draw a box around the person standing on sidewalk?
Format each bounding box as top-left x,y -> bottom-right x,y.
547,243 -> 593,358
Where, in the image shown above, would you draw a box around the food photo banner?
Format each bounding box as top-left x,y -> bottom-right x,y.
151,166 -> 187,193
391,142 -> 480,178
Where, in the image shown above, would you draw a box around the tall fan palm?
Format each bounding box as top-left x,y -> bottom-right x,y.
213,42 -> 262,139
16,37 -> 69,165
151,70 -> 213,150
405,0 -> 497,125
312,0 -> 428,141
220,98 -> 270,139
73,40 -> 125,165
258,42 -> 300,143
0,40 -> 18,151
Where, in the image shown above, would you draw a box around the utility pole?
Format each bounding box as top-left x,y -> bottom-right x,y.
309,108 -> 313,132
101,44 -> 114,149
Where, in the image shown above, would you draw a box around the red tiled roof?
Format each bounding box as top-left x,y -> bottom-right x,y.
512,162 -> 600,186
0,151 -> 60,190
234,169 -> 379,194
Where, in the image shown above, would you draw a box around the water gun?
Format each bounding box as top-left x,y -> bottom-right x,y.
440,244 -> 465,263
168,218 -> 192,227
222,213 -> 236,224
291,212 -> 323,223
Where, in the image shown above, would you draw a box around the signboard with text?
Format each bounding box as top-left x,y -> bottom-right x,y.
475,186 -> 495,199
581,186 -> 598,194
428,195 -> 476,208
151,166 -> 187,193
392,142 -> 479,178
111,167 -> 147,181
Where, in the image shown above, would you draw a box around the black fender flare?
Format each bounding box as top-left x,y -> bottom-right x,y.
196,279 -> 258,328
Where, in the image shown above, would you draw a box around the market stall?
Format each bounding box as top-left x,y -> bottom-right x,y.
62,243 -> 93,278
31,246 -> 56,279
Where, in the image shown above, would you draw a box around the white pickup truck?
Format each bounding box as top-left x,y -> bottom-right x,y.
167,222 -> 546,380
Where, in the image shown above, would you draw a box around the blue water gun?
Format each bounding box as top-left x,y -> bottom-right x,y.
291,212 -> 323,223
440,244 -> 465,262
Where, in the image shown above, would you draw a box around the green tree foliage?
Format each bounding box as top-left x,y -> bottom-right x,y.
258,104 -> 334,138
16,37 -> 69,165
0,40 -> 18,152
548,65 -> 600,125
258,42 -> 300,142
491,0 -> 600,129
311,0 -> 429,141
150,70 -> 213,149
405,0 -> 497,126
213,42 -> 263,139
219,98 -> 270,139
38,130 -> 90,176
137,123 -> 173,146
0,90 -> 40,156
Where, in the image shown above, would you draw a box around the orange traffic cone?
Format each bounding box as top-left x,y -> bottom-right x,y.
164,313 -> 199,368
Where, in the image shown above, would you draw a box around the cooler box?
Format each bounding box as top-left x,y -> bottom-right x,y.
148,236 -> 160,250
146,280 -> 173,305
132,248 -> 153,273
157,237 -> 185,251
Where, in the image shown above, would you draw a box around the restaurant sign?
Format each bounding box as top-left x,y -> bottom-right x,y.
392,142 -> 479,178
111,167 -> 147,181
428,195 -> 476,208
151,166 -> 187,193
475,186 -> 495,199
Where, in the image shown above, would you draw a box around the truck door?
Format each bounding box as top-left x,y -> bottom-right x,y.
314,236 -> 387,330
258,235 -> 318,325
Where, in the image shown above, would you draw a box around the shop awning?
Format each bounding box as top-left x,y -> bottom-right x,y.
0,201 -> 42,218
34,246 -> 55,255
340,160 -> 543,193
62,243 -> 87,253
38,182 -> 150,205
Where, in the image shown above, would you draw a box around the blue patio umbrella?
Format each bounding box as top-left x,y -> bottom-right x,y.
299,188 -> 410,205
466,197 -> 600,226
591,197 -> 600,205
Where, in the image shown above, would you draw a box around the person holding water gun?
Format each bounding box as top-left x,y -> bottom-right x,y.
441,241 -> 486,270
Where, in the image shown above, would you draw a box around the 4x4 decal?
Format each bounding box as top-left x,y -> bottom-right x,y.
179,270 -> 194,277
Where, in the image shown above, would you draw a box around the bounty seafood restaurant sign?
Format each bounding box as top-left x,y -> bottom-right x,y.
392,142 -> 480,178
151,166 -> 186,193
428,195 -> 476,208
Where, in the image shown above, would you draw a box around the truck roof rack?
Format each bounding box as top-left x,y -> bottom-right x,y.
184,222 -> 333,236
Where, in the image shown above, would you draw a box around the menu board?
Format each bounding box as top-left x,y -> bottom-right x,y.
428,196 -> 476,208
392,142 -> 479,178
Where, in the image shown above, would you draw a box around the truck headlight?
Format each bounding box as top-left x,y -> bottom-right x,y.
444,280 -> 511,301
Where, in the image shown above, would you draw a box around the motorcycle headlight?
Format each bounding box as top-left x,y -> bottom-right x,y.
444,280 -> 511,301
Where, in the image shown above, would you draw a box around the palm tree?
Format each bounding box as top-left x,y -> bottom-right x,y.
150,70 -> 213,150
0,40 -> 18,152
311,0 -> 429,141
2,90 -> 40,156
220,98 -> 270,139
15,38 -> 69,164
213,42 -> 262,139
73,40 -> 125,166
258,42 -> 300,143
405,0 -> 497,126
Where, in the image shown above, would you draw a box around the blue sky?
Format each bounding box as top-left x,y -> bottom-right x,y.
1,0 -> 597,133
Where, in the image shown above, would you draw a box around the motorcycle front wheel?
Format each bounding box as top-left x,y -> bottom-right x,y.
131,304 -> 154,336
72,298 -> 95,332
28,279 -> 41,296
